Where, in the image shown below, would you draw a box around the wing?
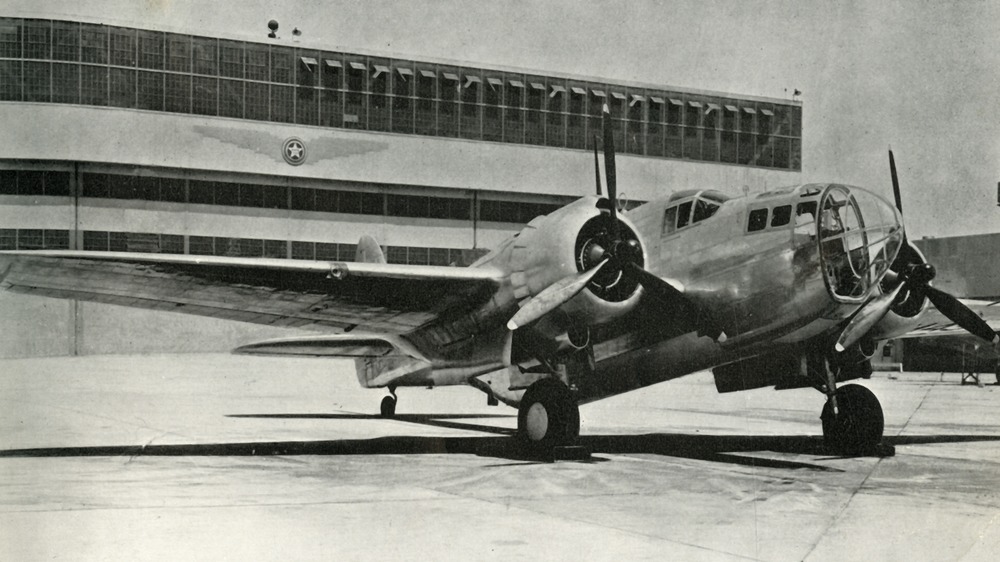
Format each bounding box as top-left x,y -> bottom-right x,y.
899,298 -> 1000,338
0,250 -> 505,335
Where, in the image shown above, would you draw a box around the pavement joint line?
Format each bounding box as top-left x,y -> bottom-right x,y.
802,381 -> 936,561
893,384 -> 935,438
416,483 -> 763,561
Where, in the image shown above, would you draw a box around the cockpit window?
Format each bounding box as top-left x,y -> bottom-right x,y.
770,205 -> 791,227
693,199 -> 720,223
676,201 -> 693,229
747,208 -> 768,232
662,205 -> 678,235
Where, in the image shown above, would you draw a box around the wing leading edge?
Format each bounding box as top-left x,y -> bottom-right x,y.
0,250 -> 505,335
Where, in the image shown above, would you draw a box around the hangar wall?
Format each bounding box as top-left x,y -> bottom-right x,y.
0,15 -> 803,358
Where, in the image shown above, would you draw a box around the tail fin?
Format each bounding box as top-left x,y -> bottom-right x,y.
355,235 -> 386,264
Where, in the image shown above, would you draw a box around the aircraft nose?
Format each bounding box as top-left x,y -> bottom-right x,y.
847,186 -> 905,279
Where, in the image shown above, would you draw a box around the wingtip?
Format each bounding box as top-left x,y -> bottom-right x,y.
506,320 -> 518,331
834,342 -> 846,353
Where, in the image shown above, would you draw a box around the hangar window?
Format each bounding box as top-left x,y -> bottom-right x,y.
165,34 -> 190,72
0,229 -> 15,250
296,83 -> 318,126
244,81 -> 268,120
191,75 -> 218,114
53,21 -> 79,62
321,58 -> 343,89
482,77 -> 502,141
218,78 -> 242,118
164,73 -> 190,113
219,41 -> 244,78
546,84 -> 566,148
16,229 -> 43,250
189,236 -> 214,255
23,61 -> 50,102
747,208 -> 768,232
110,68 -> 136,108
562,86 -> 584,148
80,65 -> 108,106
54,62 -> 79,103
438,71 -> 459,135
646,97 -> 664,157
52,63 -> 80,104
270,47 -> 294,84
244,44 -> 268,81
392,66 -> 414,133
0,19 -> 22,58
137,31 -> 163,69
110,27 -> 136,67
23,20 -> 51,60
80,24 -> 107,64
270,84 -> 293,123
191,37 -> 216,75
136,69 -> 162,110
416,69 -> 436,134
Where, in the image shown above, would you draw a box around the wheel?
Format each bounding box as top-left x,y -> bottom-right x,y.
821,384 -> 884,455
380,395 -> 396,417
517,378 -> 580,447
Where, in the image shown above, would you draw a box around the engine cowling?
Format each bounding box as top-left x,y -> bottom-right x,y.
508,196 -> 646,332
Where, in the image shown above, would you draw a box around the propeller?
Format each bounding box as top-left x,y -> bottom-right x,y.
593,135 -> 603,197
507,105 -> 726,342
836,150 -> 999,352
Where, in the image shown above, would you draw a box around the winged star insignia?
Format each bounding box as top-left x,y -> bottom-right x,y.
282,137 -> 306,165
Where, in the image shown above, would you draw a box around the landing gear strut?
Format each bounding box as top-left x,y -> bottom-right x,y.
380,387 -> 397,417
517,378 -> 580,447
821,384 -> 884,455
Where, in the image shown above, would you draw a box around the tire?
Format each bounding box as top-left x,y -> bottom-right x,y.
517,378 -> 580,446
821,384 -> 884,455
380,395 -> 396,418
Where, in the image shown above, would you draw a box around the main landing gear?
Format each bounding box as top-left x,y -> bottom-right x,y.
820,384 -> 885,455
815,355 -> 885,455
517,378 -> 580,447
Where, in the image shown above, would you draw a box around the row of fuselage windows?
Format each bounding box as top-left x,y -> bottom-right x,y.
0,170 -> 571,224
0,18 -> 802,170
0,228 -> 491,266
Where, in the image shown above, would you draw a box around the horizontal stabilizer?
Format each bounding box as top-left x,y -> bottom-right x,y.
234,334 -> 424,359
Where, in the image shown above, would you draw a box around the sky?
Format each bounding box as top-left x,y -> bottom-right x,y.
9,0 -> 1000,239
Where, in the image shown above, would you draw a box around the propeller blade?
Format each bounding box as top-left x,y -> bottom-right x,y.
923,286 -> 1000,344
889,148 -> 903,213
625,263 -> 727,342
593,135 -> 603,196
835,284 -> 906,352
602,104 -> 619,241
507,260 -> 609,331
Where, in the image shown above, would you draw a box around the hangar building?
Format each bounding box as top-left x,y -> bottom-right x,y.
0,14 -> 802,357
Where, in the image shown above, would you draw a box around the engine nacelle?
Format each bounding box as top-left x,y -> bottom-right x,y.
508,196 -> 646,333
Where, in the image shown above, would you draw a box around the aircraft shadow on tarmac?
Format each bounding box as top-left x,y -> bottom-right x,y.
3,412 -> 1000,469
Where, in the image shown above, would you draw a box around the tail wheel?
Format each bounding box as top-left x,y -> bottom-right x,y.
517,378 -> 580,446
821,384 -> 884,455
380,395 -> 396,417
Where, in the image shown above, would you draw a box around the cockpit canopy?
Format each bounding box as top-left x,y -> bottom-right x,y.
662,190 -> 731,235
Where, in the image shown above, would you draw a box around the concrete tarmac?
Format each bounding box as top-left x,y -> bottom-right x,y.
1,353 -> 999,561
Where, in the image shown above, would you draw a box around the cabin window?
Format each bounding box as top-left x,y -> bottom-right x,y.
771,204 -> 791,227
692,199 -> 720,223
747,208 -> 768,232
662,205 -> 678,234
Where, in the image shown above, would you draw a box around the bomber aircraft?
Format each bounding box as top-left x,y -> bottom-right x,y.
2,108 -> 998,455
